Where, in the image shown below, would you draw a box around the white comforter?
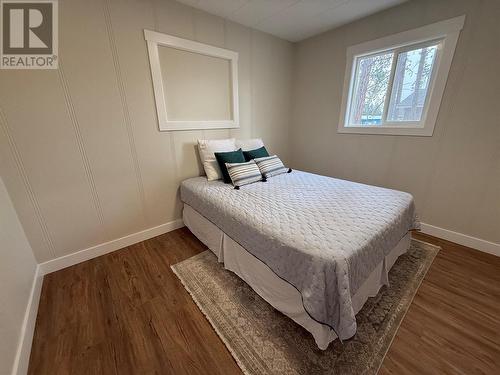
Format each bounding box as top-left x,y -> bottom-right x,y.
180,171 -> 419,339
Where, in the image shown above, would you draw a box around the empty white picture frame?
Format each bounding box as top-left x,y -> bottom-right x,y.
144,29 -> 239,131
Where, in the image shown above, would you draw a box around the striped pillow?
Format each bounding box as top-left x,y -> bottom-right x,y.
225,160 -> 263,188
254,155 -> 289,178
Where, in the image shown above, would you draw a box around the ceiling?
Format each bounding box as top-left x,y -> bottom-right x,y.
176,0 -> 407,42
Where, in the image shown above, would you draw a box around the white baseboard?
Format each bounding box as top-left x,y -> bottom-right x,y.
420,222 -> 500,257
11,218 -> 496,375
34,219 -> 498,275
11,219 -> 184,375
11,266 -> 43,375
38,219 -> 184,276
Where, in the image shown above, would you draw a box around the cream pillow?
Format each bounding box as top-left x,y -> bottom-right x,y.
235,138 -> 265,151
197,138 -> 237,181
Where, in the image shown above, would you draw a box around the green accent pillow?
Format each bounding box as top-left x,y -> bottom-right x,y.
214,148 -> 245,183
243,146 -> 269,161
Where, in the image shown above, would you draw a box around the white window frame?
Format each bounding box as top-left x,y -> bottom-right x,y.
144,29 -> 239,132
338,16 -> 465,136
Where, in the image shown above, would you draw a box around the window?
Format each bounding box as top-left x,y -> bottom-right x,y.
338,16 -> 465,136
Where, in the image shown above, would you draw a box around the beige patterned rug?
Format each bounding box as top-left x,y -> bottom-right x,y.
172,239 -> 439,375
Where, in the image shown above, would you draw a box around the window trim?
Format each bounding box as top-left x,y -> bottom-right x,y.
338,16 -> 465,136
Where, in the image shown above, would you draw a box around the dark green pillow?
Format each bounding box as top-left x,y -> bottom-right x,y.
243,146 -> 269,161
214,148 -> 245,183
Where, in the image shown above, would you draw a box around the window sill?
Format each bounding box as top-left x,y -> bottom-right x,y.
338,125 -> 434,136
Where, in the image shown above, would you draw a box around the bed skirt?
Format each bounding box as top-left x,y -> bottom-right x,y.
183,203 -> 411,350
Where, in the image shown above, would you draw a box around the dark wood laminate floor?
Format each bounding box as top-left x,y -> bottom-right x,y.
28,228 -> 500,375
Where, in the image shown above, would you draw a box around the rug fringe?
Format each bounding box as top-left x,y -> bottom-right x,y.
410,237 -> 442,250
171,264 -> 254,375
172,240 -> 440,375
373,241 -> 440,374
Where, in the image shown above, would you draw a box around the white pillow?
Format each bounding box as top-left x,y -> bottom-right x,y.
197,138 -> 237,181
235,138 -> 264,151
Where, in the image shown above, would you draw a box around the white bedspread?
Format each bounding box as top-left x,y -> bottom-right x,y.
180,171 -> 419,339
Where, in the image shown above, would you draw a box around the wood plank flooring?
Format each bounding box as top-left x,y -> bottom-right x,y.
380,232 -> 500,375
28,228 -> 500,375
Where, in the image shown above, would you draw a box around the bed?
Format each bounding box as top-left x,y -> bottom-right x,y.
180,170 -> 419,349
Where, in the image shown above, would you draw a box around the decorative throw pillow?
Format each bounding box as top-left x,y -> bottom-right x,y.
214,149 -> 245,183
226,160 -> 263,189
197,138 -> 237,181
243,146 -> 270,161
254,155 -> 290,178
235,138 -> 265,151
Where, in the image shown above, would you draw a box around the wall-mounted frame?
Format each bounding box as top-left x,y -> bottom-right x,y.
144,30 -> 239,131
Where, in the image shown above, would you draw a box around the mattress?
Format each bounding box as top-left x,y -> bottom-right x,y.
180,170 -> 419,339
183,203 -> 411,349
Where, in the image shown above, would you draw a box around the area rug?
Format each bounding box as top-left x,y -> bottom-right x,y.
171,239 -> 439,375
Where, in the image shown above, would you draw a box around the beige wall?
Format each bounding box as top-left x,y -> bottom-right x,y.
0,0 -> 294,262
291,0 -> 500,244
0,177 -> 37,375
2,0 -> 497,265
159,46 -> 232,121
